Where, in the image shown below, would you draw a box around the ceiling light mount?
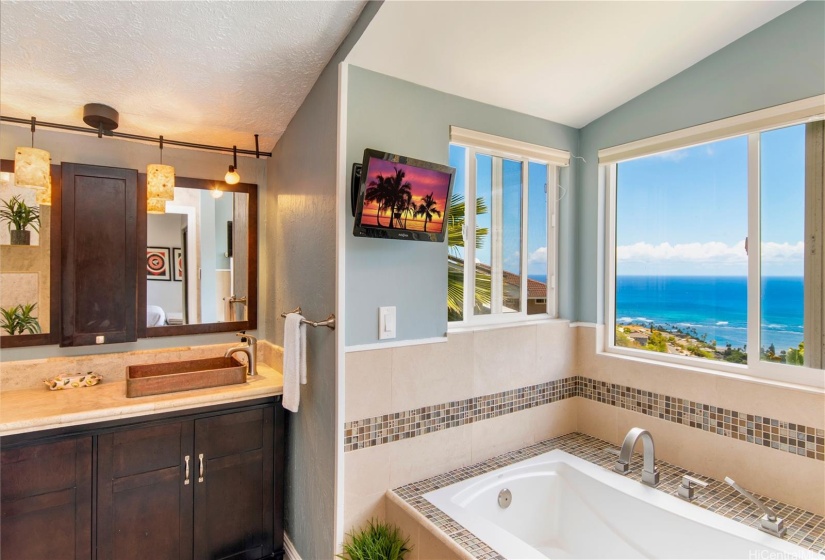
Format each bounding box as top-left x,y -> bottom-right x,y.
83,103 -> 119,137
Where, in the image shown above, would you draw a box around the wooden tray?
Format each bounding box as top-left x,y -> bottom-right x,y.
126,356 -> 246,398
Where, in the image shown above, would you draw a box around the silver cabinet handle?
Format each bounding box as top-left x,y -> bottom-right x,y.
198,453 -> 204,483
184,455 -> 190,485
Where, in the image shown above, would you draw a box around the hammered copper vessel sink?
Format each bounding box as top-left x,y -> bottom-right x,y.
126,356 -> 247,398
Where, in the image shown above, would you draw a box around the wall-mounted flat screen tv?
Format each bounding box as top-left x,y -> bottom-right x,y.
353,149 -> 455,242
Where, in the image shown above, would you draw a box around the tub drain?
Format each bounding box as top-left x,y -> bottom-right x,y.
498,488 -> 512,509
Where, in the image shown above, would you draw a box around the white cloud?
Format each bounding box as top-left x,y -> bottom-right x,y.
761,241 -> 804,262
617,240 -> 746,264
529,246 -> 547,265
651,149 -> 689,162
617,240 -> 803,265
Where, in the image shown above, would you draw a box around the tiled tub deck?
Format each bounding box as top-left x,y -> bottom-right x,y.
390,433 -> 825,560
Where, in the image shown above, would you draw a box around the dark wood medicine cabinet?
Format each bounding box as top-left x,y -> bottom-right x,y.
0,159 -> 258,349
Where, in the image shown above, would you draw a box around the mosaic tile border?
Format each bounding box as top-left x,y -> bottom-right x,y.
392,433 -> 825,559
578,376 -> 825,462
344,377 -> 578,452
344,375 -> 825,461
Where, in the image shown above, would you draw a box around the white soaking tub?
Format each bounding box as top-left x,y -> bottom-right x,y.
423,450 -> 815,559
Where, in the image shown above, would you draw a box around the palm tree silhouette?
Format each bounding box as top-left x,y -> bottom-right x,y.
397,192 -> 416,228
386,168 -> 412,229
414,192 -> 442,232
364,174 -> 392,226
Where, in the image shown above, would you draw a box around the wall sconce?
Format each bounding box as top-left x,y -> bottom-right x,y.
147,135 -> 175,204
15,117 -> 51,191
225,145 -> 240,185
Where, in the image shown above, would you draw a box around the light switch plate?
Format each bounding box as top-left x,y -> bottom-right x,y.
379,306 -> 396,340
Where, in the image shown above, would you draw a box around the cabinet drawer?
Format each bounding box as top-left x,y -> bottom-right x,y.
111,422 -> 183,478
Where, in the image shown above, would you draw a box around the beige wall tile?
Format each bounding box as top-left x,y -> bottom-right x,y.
703,428 -> 825,516
473,325 -> 538,395
346,444 -> 391,498
385,499 -> 421,560
470,409 -> 535,464
345,348 -> 393,422
535,321 -> 574,381
389,424 -> 473,488
391,333 -> 474,412
528,398 -> 578,443
576,397 -> 619,445
343,491 -> 386,537
417,527 -> 462,560
715,376 -> 825,429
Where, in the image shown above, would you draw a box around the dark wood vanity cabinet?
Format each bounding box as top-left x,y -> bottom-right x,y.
1,398 -> 284,560
0,437 -> 93,559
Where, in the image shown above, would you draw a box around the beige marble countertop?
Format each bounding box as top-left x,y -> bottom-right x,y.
0,363 -> 283,437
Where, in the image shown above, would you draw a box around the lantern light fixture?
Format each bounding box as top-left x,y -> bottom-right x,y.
147,135 -> 175,205
225,145 -> 240,185
147,197 -> 167,214
14,117 -> 51,191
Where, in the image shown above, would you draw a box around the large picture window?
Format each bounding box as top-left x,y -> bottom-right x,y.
604,99 -> 824,384
447,128 -> 568,326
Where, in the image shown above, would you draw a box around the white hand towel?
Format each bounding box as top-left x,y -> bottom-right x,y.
283,313 -> 307,412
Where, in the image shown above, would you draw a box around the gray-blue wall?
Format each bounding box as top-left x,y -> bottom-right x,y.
576,0 -> 825,323
264,3 -> 380,558
345,66 -> 579,346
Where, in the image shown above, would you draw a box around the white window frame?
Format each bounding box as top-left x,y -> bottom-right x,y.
448,127 -> 568,329
601,95 -> 825,389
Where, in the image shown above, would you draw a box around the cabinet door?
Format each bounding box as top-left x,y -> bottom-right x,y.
97,421 -> 194,560
1,437 -> 92,560
61,163 -> 140,346
193,406 -> 274,560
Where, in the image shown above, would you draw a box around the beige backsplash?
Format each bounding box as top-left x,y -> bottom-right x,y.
0,340 -> 284,392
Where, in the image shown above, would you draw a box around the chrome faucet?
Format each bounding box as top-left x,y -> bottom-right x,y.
724,477 -> 786,537
225,332 -> 257,376
613,427 -> 660,487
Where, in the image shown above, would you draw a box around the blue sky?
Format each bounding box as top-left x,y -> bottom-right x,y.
616,124 -> 805,277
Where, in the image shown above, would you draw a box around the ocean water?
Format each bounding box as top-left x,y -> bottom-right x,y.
527,275 -> 804,350
614,276 -> 803,351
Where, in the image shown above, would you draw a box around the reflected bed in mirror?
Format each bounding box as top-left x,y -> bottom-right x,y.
139,176 -> 257,337
0,160 -> 61,348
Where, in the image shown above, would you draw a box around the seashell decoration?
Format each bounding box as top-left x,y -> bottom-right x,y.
44,372 -> 102,390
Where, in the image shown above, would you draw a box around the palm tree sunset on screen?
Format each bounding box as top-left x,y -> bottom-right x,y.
361,158 -> 450,232
414,193 -> 442,232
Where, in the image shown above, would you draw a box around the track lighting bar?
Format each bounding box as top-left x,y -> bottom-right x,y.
0,115 -> 271,158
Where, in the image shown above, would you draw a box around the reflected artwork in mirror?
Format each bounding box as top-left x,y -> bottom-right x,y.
141,176 -> 257,337
0,160 -> 60,348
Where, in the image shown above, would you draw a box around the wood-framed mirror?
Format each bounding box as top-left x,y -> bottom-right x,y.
138,176 -> 258,337
0,159 -> 61,348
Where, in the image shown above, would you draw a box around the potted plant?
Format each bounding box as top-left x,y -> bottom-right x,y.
338,519 -> 411,560
0,303 -> 42,335
0,195 -> 40,245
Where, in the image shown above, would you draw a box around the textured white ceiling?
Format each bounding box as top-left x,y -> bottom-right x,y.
0,1 -> 366,152
348,1 -> 801,128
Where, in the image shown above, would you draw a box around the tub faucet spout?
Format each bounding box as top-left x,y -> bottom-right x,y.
613,427 -> 659,487
225,332 -> 257,376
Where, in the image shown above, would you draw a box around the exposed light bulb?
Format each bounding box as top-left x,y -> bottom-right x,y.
211,187 -> 224,199
225,165 -> 240,185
